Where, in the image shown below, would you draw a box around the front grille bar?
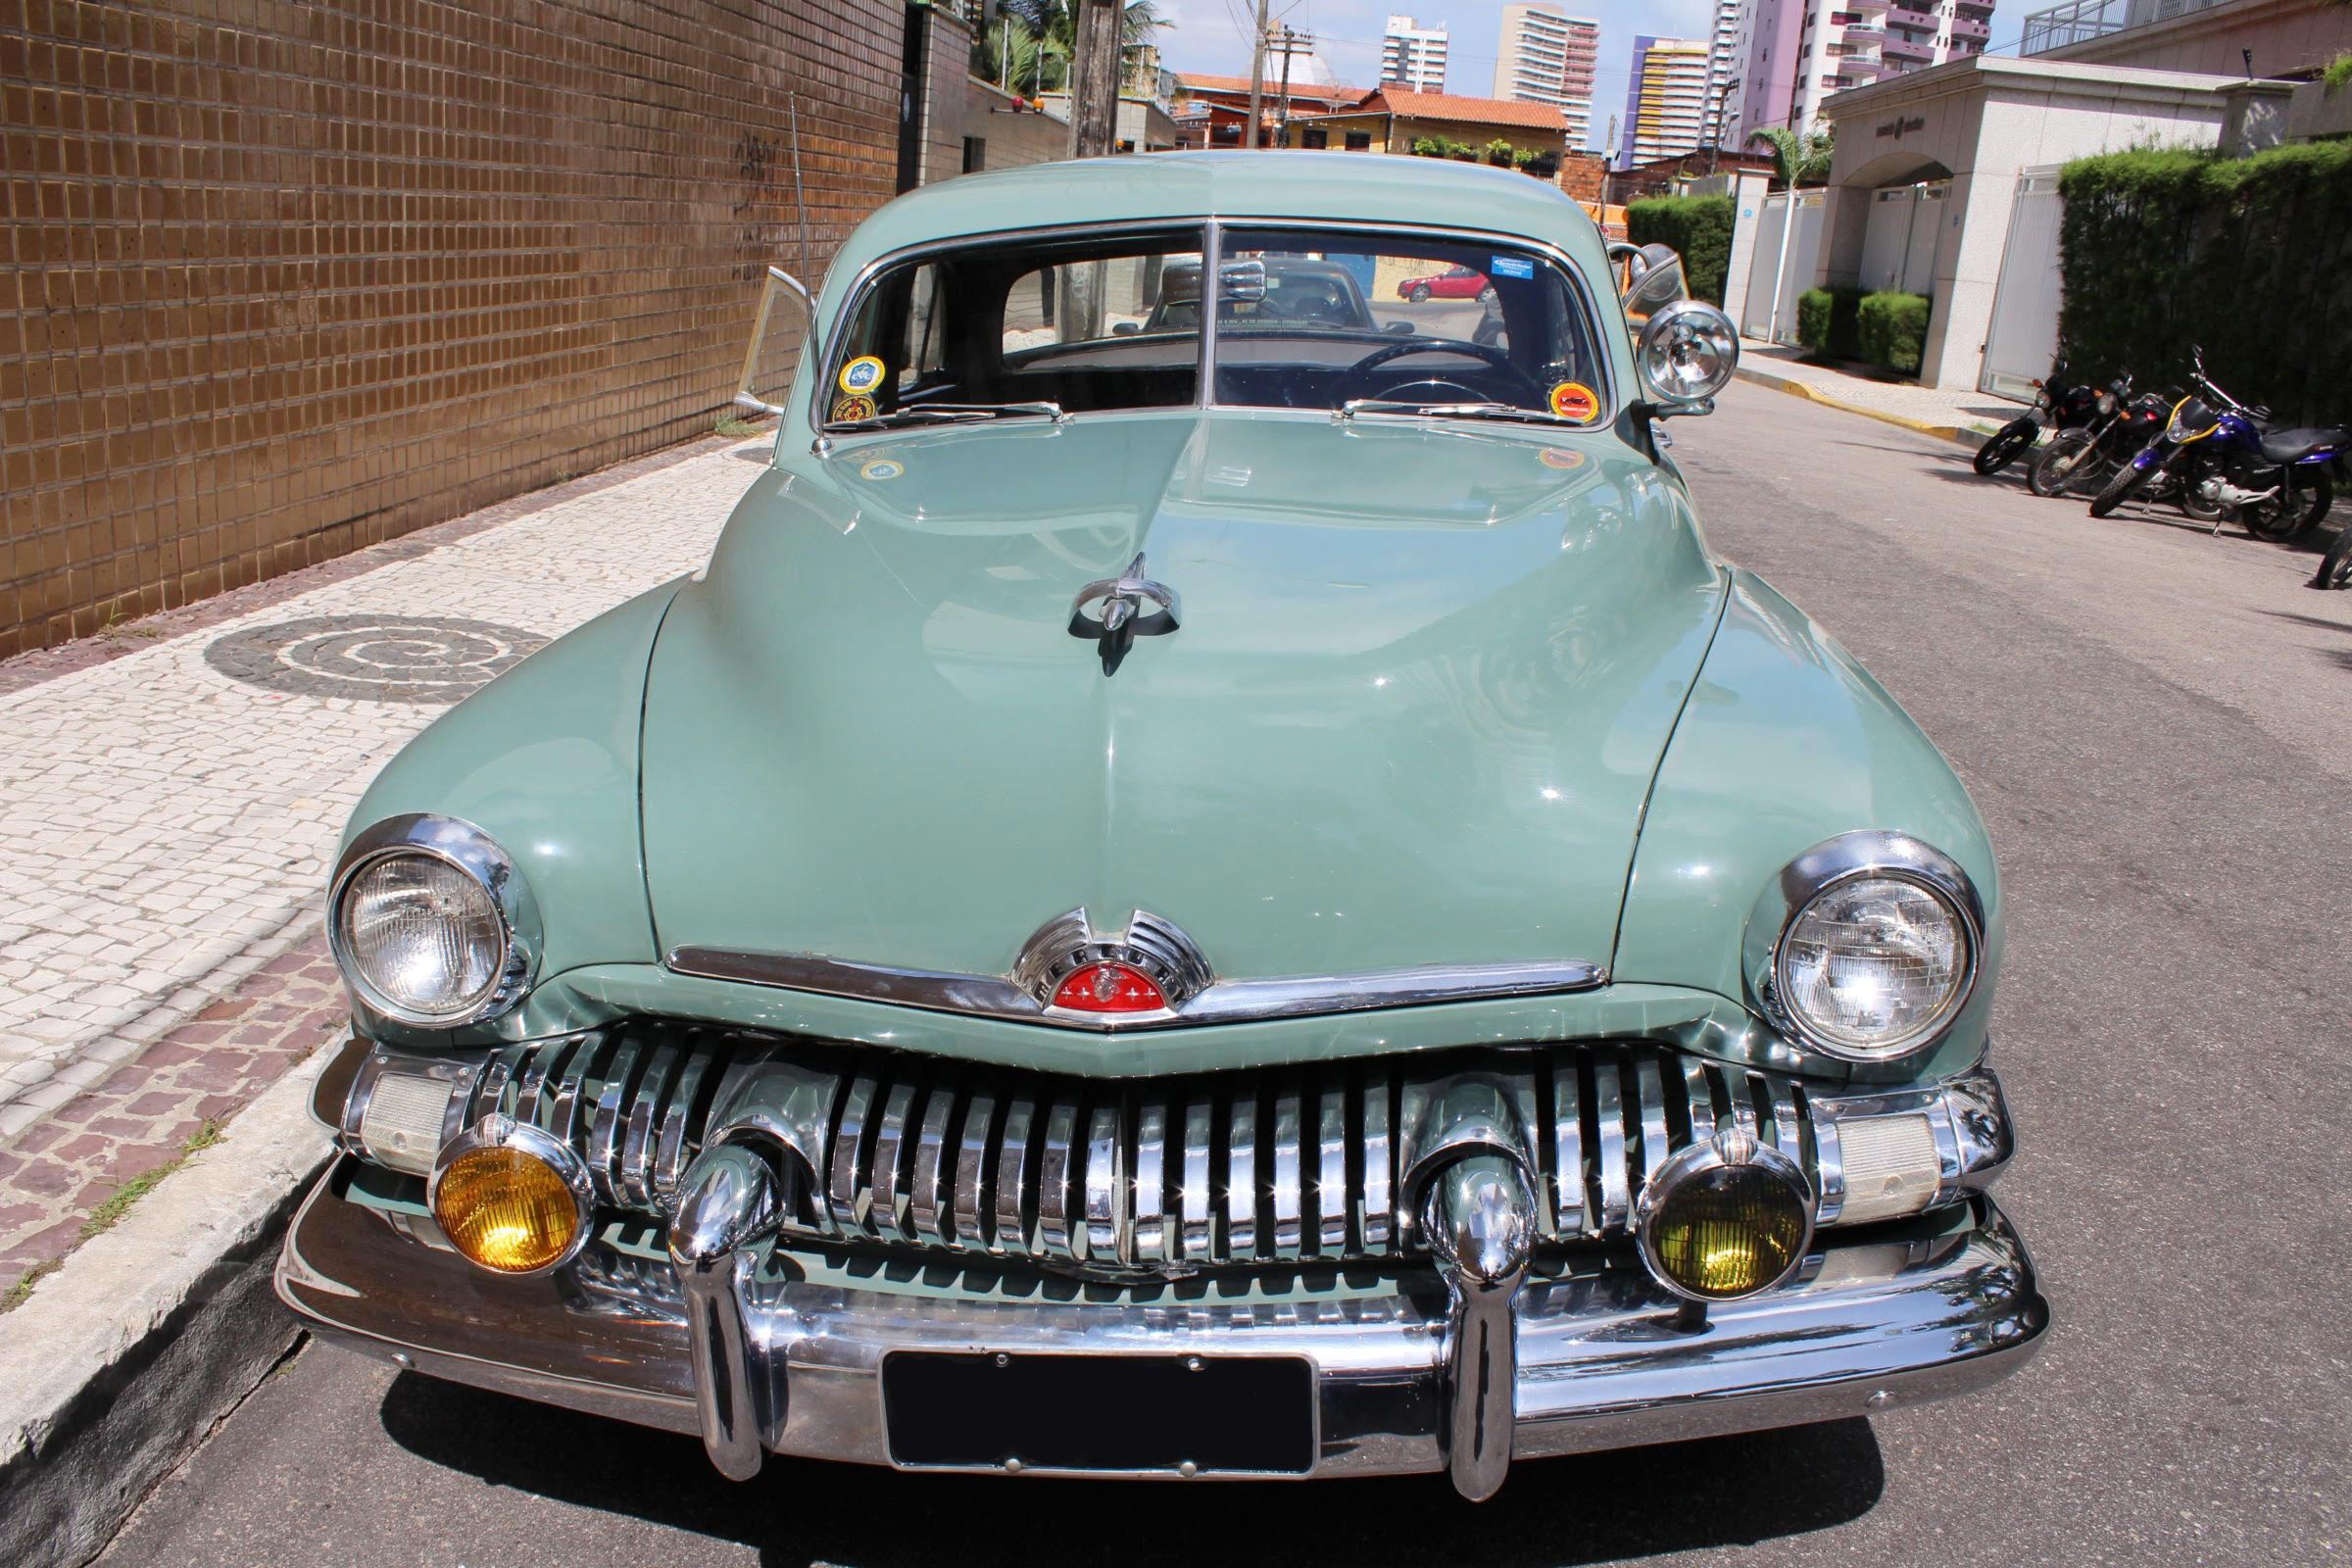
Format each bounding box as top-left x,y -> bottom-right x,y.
452,1025 -> 1823,1275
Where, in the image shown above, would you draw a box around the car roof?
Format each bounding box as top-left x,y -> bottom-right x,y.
815,152 -> 1606,311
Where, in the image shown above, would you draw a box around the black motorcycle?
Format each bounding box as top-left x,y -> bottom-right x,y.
1976,363 -> 2101,476
2315,524 -> 2352,590
2027,376 -> 2167,498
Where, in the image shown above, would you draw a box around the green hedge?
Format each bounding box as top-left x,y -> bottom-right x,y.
1625,195 -> 1735,305
1857,291 -> 1931,375
2057,141 -> 2352,426
1796,284 -> 1870,360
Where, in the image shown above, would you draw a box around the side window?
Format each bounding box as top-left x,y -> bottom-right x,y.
1002,253 -> 1171,356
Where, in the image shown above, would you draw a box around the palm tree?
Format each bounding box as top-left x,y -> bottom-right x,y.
1745,125 -> 1835,189
989,0 -> 1167,95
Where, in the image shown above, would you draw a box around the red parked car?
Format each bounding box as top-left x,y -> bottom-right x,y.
1396,263 -> 1494,303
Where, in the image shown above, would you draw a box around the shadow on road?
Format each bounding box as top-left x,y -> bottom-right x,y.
378,1372 -> 1883,1566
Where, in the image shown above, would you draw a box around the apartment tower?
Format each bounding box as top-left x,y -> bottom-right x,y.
1381,15 -> 1451,91
1492,6 -> 1602,149
1730,0 -> 1994,143
1617,35 -> 1710,164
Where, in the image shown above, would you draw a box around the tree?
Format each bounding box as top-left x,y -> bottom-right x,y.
983,0 -> 1166,96
1745,124 -> 1835,188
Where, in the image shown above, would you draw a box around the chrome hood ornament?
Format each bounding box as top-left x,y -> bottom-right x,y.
1011,907 -> 1213,1020
1066,554 -> 1179,675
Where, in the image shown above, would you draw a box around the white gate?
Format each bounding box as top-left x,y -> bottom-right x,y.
1859,180 -> 1950,297
1739,188 -> 1825,346
1981,167 -> 2066,400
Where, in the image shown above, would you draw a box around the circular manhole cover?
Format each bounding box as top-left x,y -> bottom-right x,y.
204,614 -> 549,704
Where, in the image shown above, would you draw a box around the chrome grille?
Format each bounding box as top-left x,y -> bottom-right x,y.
459,1025 -> 1822,1273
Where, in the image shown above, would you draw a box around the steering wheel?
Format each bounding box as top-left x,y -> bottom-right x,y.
1378,377 -> 1487,406
1336,338 -> 1542,404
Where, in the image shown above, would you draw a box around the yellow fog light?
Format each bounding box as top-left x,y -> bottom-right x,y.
427,1117 -> 592,1276
1635,1132 -> 1814,1302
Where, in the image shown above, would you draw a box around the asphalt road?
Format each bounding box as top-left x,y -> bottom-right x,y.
99,384 -> 2352,1567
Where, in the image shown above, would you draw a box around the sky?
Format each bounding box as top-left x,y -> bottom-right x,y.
1152,0 -> 1722,153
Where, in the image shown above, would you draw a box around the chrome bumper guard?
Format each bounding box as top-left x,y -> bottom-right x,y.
278,1163 -> 2046,1498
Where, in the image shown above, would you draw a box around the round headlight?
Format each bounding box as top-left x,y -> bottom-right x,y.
1776,874 -> 1971,1055
429,1118 -> 590,1275
329,814 -> 537,1028
338,854 -> 505,1019
1636,1133 -> 1813,1301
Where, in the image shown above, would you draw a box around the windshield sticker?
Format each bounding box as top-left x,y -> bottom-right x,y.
858,458 -> 905,482
1489,255 -> 1536,279
1548,381 -> 1600,423
1539,447 -> 1587,470
830,393 -> 877,423
838,355 -> 887,396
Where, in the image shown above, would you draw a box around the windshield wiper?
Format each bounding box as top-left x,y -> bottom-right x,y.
826,401 -> 1067,431
1334,399 -> 1572,425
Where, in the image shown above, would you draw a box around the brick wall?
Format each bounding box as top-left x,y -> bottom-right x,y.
0,0 -> 903,657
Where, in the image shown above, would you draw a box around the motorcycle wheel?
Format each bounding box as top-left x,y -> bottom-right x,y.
2029,431 -> 2105,498
2314,525 -> 2352,589
1973,419 -> 2037,476
2246,470 -> 2333,543
2088,462 -> 2147,518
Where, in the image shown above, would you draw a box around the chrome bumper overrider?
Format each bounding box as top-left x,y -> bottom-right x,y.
277,1166 -> 2046,1494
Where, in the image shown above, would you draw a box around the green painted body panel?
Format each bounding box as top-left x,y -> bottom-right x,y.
1610,572 -> 2002,1084
639,409 -> 1722,988
339,155 -> 2002,1090
344,581 -> 683,1005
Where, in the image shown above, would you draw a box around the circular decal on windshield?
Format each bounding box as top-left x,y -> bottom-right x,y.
858,458 -> 905,481
830,393 -> 877,423
838,355 -> 887,396
1539,447 -> 1587,470
1548,381 -> 1601,423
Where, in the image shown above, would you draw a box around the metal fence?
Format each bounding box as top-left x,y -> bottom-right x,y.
2021,0 -> 2234,55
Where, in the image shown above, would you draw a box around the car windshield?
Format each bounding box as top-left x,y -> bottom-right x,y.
824,228 -> 1203,425
1211,228 -> 1606,419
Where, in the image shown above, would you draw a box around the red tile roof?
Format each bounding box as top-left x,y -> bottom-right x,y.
1355,88 -> 1572,132
1176,72 -> 1364,105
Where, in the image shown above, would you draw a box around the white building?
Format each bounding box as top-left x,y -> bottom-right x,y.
1493,6 -> 1602,147
1619,34 -> 1711,162
1703,0 -> 1741,147
1382,15 -> 1451,92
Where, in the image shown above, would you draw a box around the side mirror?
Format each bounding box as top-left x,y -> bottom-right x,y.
1112,321 -> 1142,336
733,266 -> 816,417
1636,299 -> 1740,416
1385,320 -> 1416,335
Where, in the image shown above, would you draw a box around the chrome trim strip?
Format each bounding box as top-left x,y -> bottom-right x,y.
663,945 -> 1605,1032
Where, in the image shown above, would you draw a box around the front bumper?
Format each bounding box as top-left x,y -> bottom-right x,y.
277,1163 -> 2046,1486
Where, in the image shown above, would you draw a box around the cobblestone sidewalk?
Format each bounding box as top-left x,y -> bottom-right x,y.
0,434 -> 763,1304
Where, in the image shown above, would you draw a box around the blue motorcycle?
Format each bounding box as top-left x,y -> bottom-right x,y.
2087,347 -> 2342,541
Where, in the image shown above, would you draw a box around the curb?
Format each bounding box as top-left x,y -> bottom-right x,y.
0,1045 -> 332,1568
1735,364 -> 1990,451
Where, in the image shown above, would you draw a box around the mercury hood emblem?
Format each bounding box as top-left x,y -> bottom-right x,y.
1011,907 -> 1213,1018
1067,554 -> 1179,674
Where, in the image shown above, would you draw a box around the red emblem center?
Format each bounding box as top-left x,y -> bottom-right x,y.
1051,962 -> 1167,1013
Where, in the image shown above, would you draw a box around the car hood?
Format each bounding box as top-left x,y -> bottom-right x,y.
640,410 -> 1724,994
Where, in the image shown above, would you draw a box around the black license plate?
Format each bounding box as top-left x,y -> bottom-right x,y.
882,1352 -> 1314,1474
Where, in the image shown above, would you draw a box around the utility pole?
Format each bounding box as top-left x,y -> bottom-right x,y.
1068,0 -> 1121,158
1271,25 -> 1313,145
1244,0 -> 1270,148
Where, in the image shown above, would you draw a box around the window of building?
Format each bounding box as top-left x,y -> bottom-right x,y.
961,136 -> 986,173
1345,130 -> 1373,150
1302,126 -> 1329,148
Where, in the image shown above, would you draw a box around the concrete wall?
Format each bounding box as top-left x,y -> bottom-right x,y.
0,0 -> 903,657
1814,57 -> 2243,389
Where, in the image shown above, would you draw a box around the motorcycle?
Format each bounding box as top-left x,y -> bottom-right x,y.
2086,348 -> 2343,540
1975,363 -> 2101,476
2315,524 -> 2352,590
2027,376 -> 2167,498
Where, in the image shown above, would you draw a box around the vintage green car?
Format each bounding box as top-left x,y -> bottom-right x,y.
278,152 -> 2045,1499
